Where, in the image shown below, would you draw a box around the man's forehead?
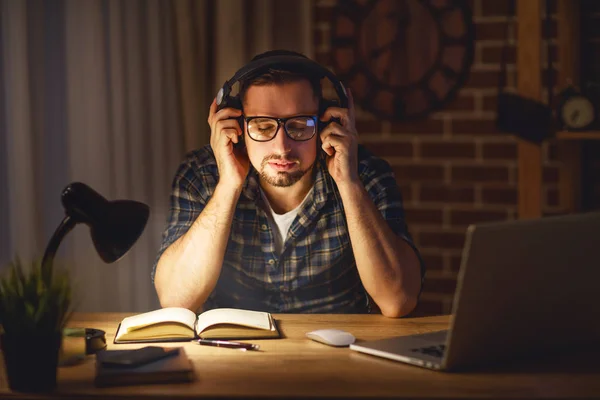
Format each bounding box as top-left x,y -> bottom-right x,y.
243,83 -> 319,116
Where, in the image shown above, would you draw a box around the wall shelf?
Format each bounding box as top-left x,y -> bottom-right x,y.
555,131 -> 600,140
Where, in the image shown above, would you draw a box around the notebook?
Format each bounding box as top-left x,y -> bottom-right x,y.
94,347 -> 194,387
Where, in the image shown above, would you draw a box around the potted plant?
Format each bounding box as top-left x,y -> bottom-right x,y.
0,258 -> 72,392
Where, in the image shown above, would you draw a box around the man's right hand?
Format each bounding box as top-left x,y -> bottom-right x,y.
208,98 -> 250,189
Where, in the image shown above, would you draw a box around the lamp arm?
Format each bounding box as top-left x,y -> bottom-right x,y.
41,215 -> 77,284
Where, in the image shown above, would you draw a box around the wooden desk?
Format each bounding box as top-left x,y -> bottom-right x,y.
2,313 -> 600,399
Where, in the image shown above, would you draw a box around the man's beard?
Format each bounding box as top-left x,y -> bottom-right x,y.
259,155 -> 312,187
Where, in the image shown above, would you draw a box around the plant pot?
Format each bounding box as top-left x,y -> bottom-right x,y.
1,331 -> 62,392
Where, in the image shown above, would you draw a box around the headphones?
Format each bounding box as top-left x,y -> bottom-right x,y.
215,51 -> 348,133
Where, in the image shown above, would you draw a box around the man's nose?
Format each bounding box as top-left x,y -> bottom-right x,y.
271,124 -> 292,153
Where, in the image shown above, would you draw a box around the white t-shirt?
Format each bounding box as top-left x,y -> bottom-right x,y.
260,188 -> 314,256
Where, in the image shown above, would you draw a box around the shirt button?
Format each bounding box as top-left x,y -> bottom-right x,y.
261,224 -> 268,230
268,259 -> 275,265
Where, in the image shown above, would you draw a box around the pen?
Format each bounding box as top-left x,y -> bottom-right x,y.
196,339 -> 260,351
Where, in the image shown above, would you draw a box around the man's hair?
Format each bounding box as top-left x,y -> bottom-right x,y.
239,50 -> 323,107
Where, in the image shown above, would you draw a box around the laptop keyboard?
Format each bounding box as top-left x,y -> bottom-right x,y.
410,344 -> 446,358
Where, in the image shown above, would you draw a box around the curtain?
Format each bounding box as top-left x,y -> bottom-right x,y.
0,0 -> 189,312
0,0 -> 314,313
213,0 -> 314,95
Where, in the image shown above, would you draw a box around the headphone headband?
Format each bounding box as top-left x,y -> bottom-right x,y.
216,54 -> 348,111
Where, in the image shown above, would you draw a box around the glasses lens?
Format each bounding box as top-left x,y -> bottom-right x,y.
285,117 -> 316,141
247,118 -> 278,141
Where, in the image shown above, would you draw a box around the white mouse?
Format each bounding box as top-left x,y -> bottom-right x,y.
306,329 -> 356,347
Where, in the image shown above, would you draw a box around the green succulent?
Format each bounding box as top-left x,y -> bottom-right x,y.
0,258 -> 73,336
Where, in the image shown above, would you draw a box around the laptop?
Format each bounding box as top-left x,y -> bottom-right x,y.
350,211 -> 600,371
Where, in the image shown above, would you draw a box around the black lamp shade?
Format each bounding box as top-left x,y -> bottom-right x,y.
90,200 -> 149,263
61,183 -> 150,263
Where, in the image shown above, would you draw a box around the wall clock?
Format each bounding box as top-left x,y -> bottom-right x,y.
330,0 -> 475,121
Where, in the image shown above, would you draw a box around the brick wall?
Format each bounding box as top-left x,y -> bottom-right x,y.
313,0 -> 580,316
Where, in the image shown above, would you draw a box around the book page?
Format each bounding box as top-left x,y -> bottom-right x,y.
120,307 -> 197,333
195,308 -> 273,335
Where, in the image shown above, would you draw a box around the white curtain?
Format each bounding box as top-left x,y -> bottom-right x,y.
0,0 -> 314,313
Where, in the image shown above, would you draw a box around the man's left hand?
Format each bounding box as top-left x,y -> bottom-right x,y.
320,89 -> 359,186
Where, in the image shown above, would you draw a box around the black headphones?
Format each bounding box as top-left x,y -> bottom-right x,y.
215,51 -> 348,124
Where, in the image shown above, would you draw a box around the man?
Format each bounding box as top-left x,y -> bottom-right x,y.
153,51 -> 424,317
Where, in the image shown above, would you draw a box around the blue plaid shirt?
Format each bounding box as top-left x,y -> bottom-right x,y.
152,144 -> 423,313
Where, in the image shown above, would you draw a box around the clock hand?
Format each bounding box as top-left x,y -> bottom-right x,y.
368,5 -> 411,60
368,42 -> 394,60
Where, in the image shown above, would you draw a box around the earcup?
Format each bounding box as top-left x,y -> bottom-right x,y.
318,99 -> 339,117
318,99 -> 342,131
216,93 -> 245,144
317,98 -> 342,162
217,94 -> 242,113
233,131 -> 245,149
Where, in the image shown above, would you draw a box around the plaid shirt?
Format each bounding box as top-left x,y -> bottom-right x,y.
152,144 -> 423,313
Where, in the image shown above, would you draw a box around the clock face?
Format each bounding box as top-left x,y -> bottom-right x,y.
561,97 -> 595,129
330,0 -> 475,121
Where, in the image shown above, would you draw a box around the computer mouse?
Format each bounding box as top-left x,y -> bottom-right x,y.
306,329 -> 356,347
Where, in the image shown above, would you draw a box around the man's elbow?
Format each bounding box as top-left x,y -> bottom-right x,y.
155,282 -> 176,308
154,272 -> 183,308
379,293 -> 418,318
155,279 -> 204,311
159,297 -> 193,310
157,289 -> 199,311
153,269 -> 169,304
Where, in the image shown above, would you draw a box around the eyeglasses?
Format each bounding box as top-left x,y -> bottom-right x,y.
244,115 -> 318,142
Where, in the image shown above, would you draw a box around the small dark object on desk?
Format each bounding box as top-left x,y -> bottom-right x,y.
94,346 -> 194,387
85,328 -> 107,354
99,346 -> 180,367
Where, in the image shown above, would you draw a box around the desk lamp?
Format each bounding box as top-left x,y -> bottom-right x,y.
42,182 -> 150,354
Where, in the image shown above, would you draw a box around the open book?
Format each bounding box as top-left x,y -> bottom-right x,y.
114,307 -> 280,344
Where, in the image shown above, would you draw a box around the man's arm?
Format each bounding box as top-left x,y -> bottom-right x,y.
319,89 -> 423,318
153,182 -> 241,311
337,181 -> 422,318
154,99 -> 249,311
